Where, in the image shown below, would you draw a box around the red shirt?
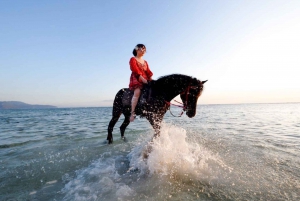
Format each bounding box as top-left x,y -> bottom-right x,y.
129,57 -> 153,90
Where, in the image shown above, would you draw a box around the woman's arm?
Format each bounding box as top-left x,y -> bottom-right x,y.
145,61 -> 153,79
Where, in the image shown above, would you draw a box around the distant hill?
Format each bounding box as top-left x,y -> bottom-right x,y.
0,101 -> 57,109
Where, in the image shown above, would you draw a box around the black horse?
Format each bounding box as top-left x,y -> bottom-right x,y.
107,74 -> 207,144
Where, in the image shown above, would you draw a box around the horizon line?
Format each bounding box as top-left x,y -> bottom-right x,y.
56,101 -> 300,108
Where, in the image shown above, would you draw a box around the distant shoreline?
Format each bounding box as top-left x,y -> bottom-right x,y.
0,101 -> 57,110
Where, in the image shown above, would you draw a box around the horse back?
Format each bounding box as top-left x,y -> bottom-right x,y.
120,85 -> 152,107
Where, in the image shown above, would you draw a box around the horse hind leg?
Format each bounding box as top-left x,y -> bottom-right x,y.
120,115 -> 130,141
107,89 -> 125,144
107,112 -> 121,144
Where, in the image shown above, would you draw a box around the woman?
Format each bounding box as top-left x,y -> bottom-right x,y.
129,44 -> 153,122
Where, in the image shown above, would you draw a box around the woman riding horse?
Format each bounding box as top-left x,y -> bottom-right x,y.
107,74 -> 207,144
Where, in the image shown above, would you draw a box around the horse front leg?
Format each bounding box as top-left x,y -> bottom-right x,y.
146,114 -> 163,138
152,121 -> 161,138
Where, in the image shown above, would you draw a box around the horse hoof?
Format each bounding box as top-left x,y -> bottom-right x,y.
121,136 -> 127,142
105,139 -> 113,144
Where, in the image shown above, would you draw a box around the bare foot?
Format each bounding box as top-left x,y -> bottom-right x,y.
130,112 -> 135,122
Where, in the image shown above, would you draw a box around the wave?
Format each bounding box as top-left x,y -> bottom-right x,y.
0,140 -> 41,149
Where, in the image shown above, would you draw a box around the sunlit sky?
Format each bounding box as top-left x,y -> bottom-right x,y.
1,0 -> 299,107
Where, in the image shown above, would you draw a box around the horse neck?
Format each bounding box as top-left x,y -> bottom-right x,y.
157,75 -> 191,102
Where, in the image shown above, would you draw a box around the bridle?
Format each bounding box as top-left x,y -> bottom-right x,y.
165,84 -> 193,117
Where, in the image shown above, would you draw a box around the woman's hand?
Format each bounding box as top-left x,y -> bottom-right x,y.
139,76 -> 148,84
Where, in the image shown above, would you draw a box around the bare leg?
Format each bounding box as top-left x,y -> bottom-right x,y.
130,88 -> 141,122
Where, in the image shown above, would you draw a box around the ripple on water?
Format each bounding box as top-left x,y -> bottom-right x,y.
0,105 -> 299,200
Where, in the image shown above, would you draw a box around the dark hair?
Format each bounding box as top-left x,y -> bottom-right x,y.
132,44 -> 146,56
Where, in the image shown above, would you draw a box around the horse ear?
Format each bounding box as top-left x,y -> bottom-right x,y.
202,80 -> 208,84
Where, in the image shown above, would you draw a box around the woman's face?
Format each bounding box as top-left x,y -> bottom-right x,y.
136,47 -> 146,57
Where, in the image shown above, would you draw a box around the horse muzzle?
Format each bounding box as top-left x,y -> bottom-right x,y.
186,108 -> 196,118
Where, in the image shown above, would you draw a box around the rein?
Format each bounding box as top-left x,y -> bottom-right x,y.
165,100 -> 185,117
165,84 -> 192,117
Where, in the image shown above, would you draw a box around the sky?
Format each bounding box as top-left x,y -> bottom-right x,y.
0,0 -> 299,107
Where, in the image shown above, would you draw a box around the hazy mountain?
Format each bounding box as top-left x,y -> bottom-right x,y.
0,101 -> 57,109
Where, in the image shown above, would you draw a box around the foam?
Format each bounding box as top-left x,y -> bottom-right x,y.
128,123 -> 231,183
115,184 -> 135,198
61,123 -> 231,200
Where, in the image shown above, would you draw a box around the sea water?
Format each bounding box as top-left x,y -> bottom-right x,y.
0,104 -> 299,200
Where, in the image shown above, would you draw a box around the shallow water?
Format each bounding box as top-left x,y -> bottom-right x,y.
0,104 -> 299,200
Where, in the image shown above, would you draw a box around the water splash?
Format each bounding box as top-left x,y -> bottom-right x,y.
129,123 -> 231,184
60,122 -> 299,201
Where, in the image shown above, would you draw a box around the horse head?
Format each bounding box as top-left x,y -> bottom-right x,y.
180,79 -> 207,118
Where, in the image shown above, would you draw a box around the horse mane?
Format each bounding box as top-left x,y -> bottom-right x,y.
156,74 -> 192,84
151,74 -> 201,98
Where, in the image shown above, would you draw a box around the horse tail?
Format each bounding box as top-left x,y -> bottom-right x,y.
112,88 -> 125,115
